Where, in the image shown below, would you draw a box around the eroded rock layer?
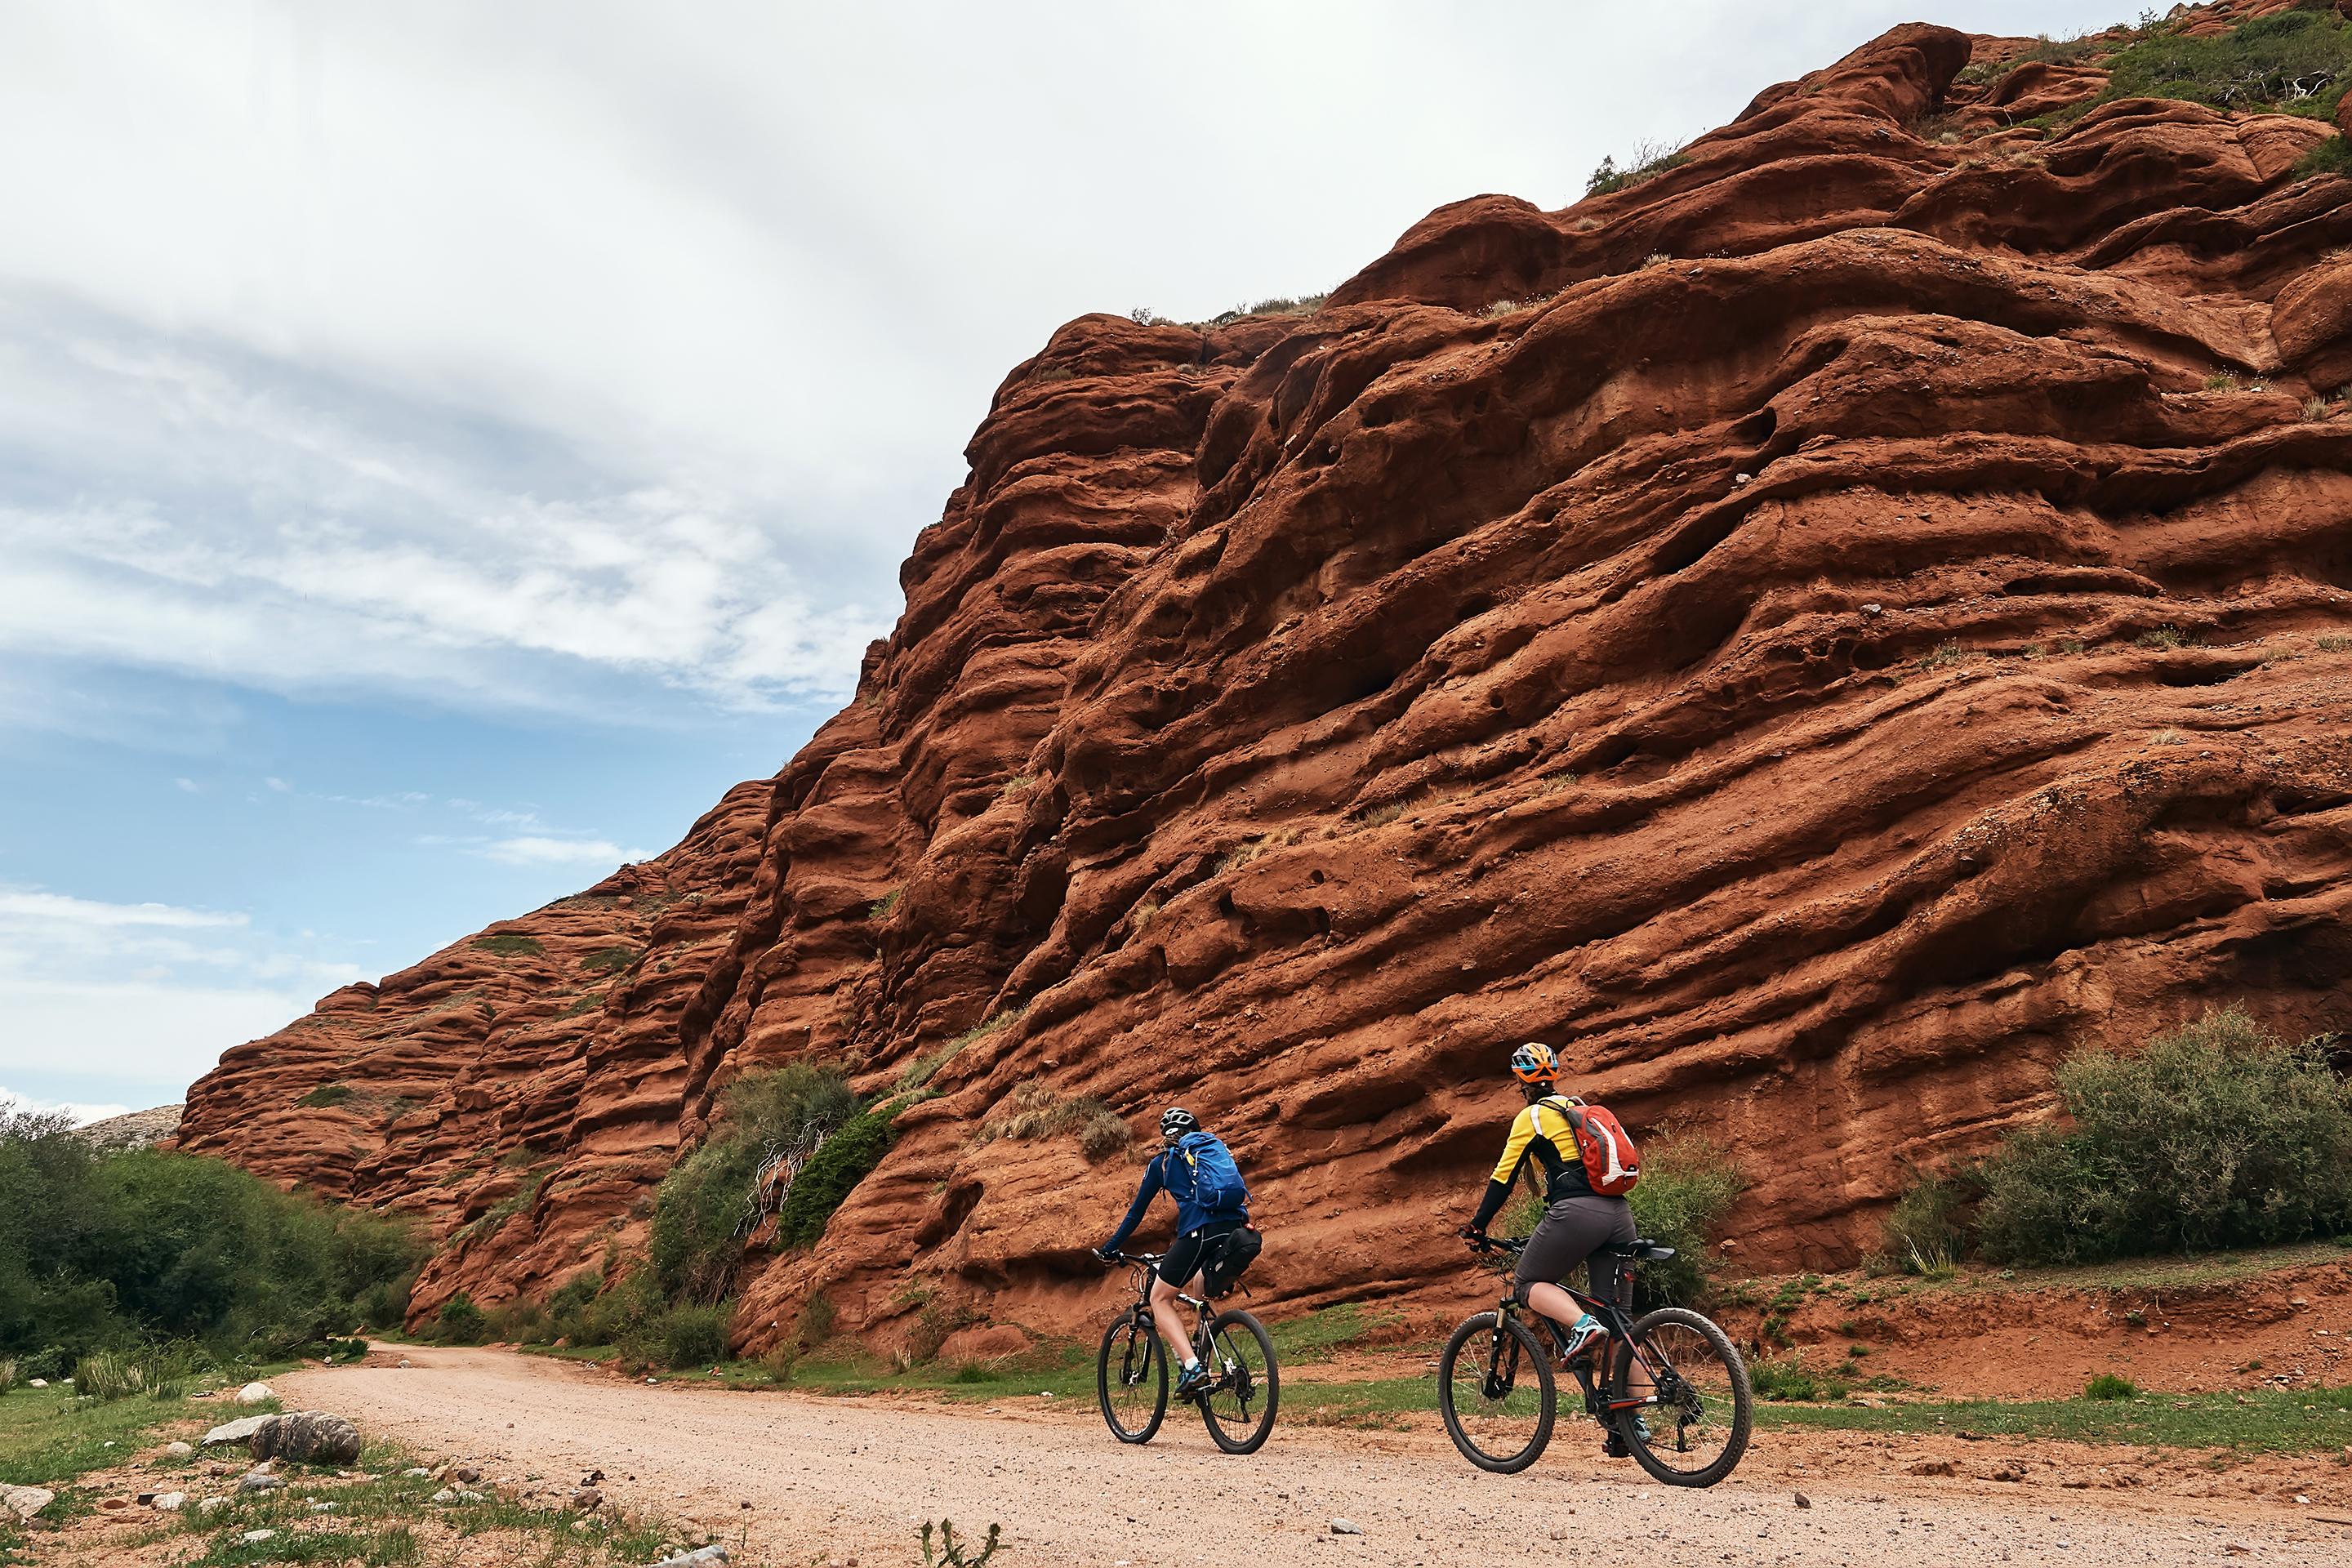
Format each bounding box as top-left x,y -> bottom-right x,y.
181,0 -> 2352,1348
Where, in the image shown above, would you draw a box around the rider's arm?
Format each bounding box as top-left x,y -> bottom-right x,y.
1099,1152 -> 1165,1254
1470,1106 -> 1538,1231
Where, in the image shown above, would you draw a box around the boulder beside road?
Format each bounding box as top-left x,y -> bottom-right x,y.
248,1412 -> 363,1467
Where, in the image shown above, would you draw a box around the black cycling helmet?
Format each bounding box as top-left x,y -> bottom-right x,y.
1160,1106 -> 1199,1143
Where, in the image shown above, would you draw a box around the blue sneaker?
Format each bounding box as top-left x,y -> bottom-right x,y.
1557,1314 -> 1607,1364
1175,1362 -> 1211,1398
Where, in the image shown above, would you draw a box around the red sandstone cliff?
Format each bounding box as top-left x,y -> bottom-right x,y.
182,0 -> 2352,1351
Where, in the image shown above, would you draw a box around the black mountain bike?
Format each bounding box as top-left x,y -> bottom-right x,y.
1095,1250 -> 1279,1454
1438,1234 -> 1752,1486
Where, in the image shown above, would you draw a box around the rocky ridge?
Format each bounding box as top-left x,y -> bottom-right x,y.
181,0 -> 2352,1351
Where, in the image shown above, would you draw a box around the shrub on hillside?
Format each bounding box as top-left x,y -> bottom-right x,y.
648,1063 -> 858,1303
2100,8 -> 2351,119
1975,1008 -> 2352,1267
773,1103 -> 901,1250
625,1302 -> 732,1370
434,1292 -> 488,1346
1878,1172 -> 1970,1277
0,1107 -> 419,1367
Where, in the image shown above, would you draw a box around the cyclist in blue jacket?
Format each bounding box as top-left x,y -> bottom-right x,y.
1094,1107 -> 1250,1396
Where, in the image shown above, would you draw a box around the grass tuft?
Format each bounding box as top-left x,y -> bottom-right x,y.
1587,139 -> 1689,197
972,1083 -> 1133,1164
468,933 -> 544,958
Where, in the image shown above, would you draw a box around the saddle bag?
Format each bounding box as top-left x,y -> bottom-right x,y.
1200,1225 -> 1263,1298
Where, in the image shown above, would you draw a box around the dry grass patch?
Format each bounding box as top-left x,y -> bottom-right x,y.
973,1082 -> 1133,1163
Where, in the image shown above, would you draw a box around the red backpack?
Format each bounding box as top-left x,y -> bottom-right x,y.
1544,1095 -> 1641,1196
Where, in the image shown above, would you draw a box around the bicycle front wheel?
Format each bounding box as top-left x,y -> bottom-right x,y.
1609,1306 -> 1752,1487
1437,1311 -> 1555,1473
1096,1312 -> 1167,1444
1198,1308 -> 1280,1455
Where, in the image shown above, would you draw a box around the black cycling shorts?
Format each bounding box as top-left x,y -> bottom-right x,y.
1158,1218 -> 1245,1290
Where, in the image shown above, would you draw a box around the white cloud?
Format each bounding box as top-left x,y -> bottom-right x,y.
0,889 -> 248,929
174,776 -> 200,793
265,776 -> 292,791
1,1088 -> 135,1126
474,836 -> 648,868
0,884 -> 363,1106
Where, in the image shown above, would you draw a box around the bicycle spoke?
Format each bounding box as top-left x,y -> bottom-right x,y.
1621,1321 -> 1740,1477
1438,1312 -> 1554,1473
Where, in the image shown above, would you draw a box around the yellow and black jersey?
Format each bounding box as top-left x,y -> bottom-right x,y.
1472,1096 -> 1592,1231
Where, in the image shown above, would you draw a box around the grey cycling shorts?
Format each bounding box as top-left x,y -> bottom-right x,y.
1513,1194 -> 1637,1308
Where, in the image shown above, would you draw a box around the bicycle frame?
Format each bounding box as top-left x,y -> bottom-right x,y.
1113,1252 -> 1219,1369
1478,1244 -> 1682,1422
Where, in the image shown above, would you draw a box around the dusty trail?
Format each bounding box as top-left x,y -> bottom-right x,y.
278,1347 -> 2345,1566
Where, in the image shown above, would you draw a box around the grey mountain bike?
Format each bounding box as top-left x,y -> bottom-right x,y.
1440,1233 -> 1752,1486
1095,1250 -> 1279,1454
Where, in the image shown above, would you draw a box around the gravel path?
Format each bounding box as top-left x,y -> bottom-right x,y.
280,1347 -> 2345,1566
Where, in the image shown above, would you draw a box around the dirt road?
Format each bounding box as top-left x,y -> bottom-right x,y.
281,1347 -> 2344,1566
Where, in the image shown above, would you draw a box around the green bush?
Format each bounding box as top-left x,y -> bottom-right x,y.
2084,1373 -> 2139,1401
1586,139 -> 1688,198
545,1270 -> 604,1344
623,1302 -> 732,1370
2296,135 -> 2352,180
485,1299 -> 549,1344
72,1348 -> 144,1401
1975,1008 -> 2352,1267
1750,1356 -> 1846,1402
1880,1173 -> 1970,1277
773,1104 -> 900,1250
648,1064 -> 857,1303
2101,8 -> 2352,118
296,1084 -> 354,1109
0,1107 -> 419,1366
434,1293 -> 488,1346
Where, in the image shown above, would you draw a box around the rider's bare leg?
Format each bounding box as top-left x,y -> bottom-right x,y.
1522,1281 -> 1580,1328
1148,1274 -> 1195,1365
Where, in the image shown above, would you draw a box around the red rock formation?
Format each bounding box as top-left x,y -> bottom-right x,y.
182,0 -> 2352,1351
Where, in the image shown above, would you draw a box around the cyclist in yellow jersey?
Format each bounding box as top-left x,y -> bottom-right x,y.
1457,1043 -> 1637,1367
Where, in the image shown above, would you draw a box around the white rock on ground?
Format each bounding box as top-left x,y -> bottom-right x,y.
241,1530 -> 275,1544
198,1497 -> 230,1516
201,1416 -> 271,1447
644,1548 -> 729,1568
152,1493 -> 186,1512
235,1382 -> 274,1405
24,1379 -> 44,1389
238,1472 -> 283,1494
1,1486 -> 56,1521
163,1441 -> 194,1458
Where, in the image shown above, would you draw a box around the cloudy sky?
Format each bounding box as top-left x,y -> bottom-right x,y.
0,0 -> 2123,1119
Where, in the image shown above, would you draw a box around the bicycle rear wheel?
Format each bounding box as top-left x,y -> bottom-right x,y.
1197,1308 -> 1280,1454
1437,1311 -> 1555,1473
1096,1313 -> 1167,1444
1609,1306 -> 1751,1487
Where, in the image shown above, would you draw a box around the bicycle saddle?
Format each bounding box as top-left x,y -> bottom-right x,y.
1604,1236 -> 1677,1261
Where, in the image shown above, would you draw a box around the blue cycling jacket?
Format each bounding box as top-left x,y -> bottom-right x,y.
1100,1144 -> 1249,1250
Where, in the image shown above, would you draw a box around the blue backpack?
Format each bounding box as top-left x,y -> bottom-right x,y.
1174,1131 -> 1250,1213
